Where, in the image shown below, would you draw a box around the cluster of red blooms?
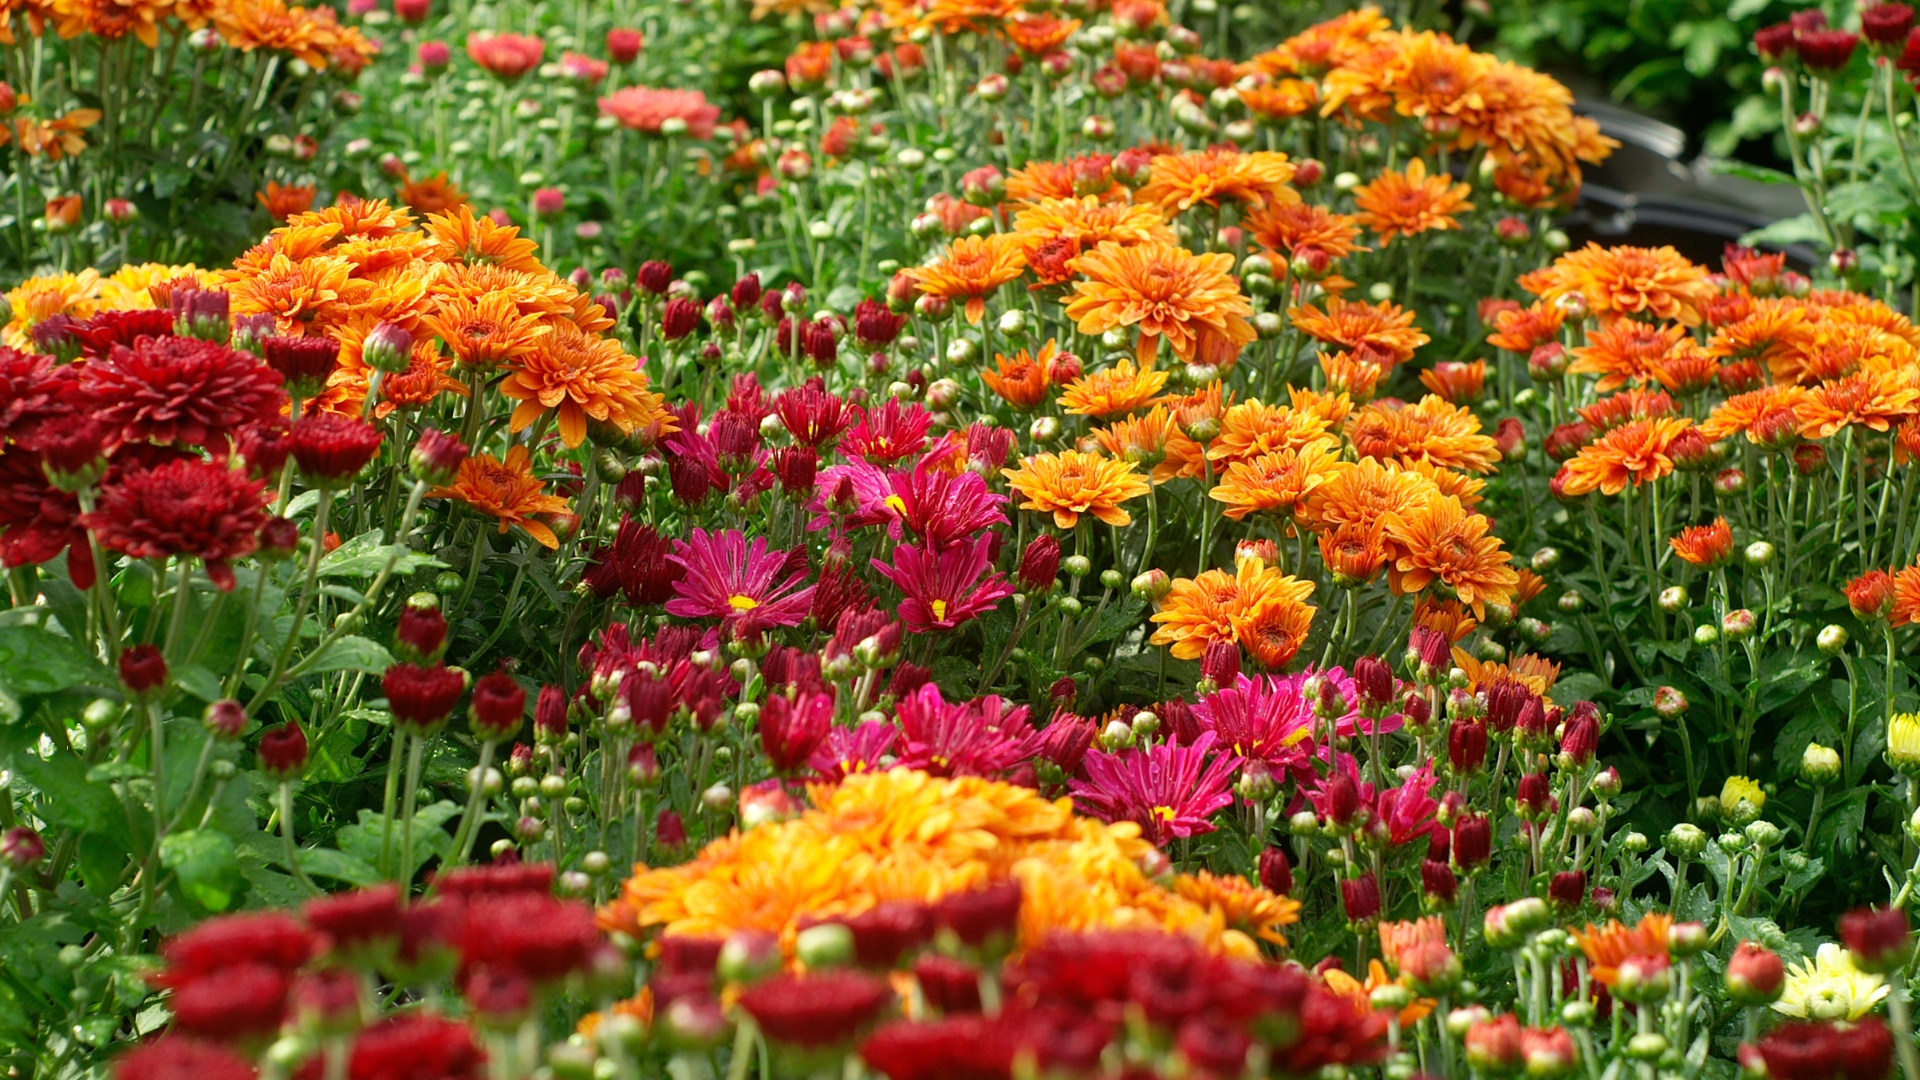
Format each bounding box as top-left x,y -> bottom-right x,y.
113,863 -> 607,1080
0,285 -> 403,591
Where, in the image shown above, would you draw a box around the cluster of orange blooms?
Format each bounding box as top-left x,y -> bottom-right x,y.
1486,241 -> 1920,502
219,199 -> 673,546
2,0 -> 373,69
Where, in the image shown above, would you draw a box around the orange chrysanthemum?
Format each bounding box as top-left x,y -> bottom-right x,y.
1321,350 -> 1384,402
1573,913 -> 1674,987
1414,597 -> 1478,642
1243,201 -> 1367,262
1351,158 -> 1472,244
1004,11 -> 1079,54
1210,444 -> 1341,521
501,323 -> 670,447
421,291 -> 551,370
1669,517 -> 1733,569
1708,297 -> 1814,369
1418,360 -> 1485,404
1568,320 -> 1689,393
1893,564 -> 1920,627
1059,357 -> 1169,418
1380,916 -> 1448,973
1323,961 -> 1433,1028
1698,384 -> 1812,444
1237,591 -> 1318,670
1251,6 -> 1391,77
424,205 -> 543,272
982,344 -> 1055,410
1647,340 -> 1721,396
1011,197 -> 1175,265
1345,396 -> 1501,474
1208,401 -> 1338,468
1003,160 -> 1083,203
908,234 -> 1028,325
1172,870 -> 1300,946
1289,296 -> 1428,367
1002,450 -> 1151,528
400,171 -> 470,216
1799,369 -> 1920,438
1299,456 -> 1439,542
1577,388 -> 1676,432
1485,303 -> 1565,353
1381,494 -> 1517,616
1149,561 -> 1315,661
1239,78 -> 1321,121
1520,243 -> 1713,326
1319,521 -> 1389,586
257,181 -> 317,222
1063,242 -> 1256,364
428,444 -> 571,549
1559,417 -> 1693,496
1096,406 -> 1199,482
1134,149 -> 1298,215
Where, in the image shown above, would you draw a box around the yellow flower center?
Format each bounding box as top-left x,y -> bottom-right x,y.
931,599 -> 948,621
1152,805 -> 1176,822
728,595 -> 760,611
884,495 -> 908,515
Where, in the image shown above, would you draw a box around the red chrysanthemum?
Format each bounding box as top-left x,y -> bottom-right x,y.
0,448 -> 92,587
167,962 -> 289,1041
113,1037 -> 259,1080
339,1014 -> 485,1080
291,413 -> 384,487
154,912 -> 317,988
382,662 -> 467,736
455,892 -> 602,984
82,337 -> 286,451
69,310 -> 176,358
0,348 -> 81,446
84,459 -> 270,590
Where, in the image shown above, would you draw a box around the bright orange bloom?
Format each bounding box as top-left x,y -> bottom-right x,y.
1402,457 -> 1486,506
424,206 -> 543,272
1320,521 -> 1389,586
1059,356 -> 1168,418
1208,401 -> 1338,468
909,234 -> 1027,325
1380,916 -> 1448,973
1415,597 -> 1478,642
1647,340 -> 1721,396
1351,158 -> 1472,244
1485,303 -> 1565,353
1323,960 -> 1434,1027
1239,79 -> 1321,121
1003,160 -> 1083,203
428,444 -> 571,549
1300,457 -> 1438,543
1708,297 -> 1813,369
1559,417 -> 1694,496
501,323 -> 670,447
1381,494 -> 1518,616
400,171 -> 470,216
982,345 -> 1054,409
257,181 -> 317,222
1520,243 -> 1714,326
1172,871 -> 1300,946
422,291 -> 551,370
1893,564 -> 1920,627
1150,561 -> 1315,661
1321,350 -> 1384,402
1345,396 -> 1501,475
1011,197 -> 1174,264
1573,913 -> 1674,987
1289,296 -> 1428,367
1699,385 -> 1812,444
1004,11 -> 1079,53
598,86 -> 723,139
1669,517 -> 1733,568
1237,591 -> 1318,670
1095,405 -> 1195,481
1576,387 -> 1675,432
1002,450 -> 1151,528
1210,444 -> 1341,521
1064,242 -> 1256,364
1135,149 -> 1298,215
1799,369 -> 1920,438
1512,568 -> 1547,605
1569,320 -> 1689,393
1419,360 -> 1485,404
12,108 -> 101,160
1243,201 -> 1367,262
1251,6 -> 1390,77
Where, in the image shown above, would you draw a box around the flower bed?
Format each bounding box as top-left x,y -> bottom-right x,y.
3,0 -> 1920,1078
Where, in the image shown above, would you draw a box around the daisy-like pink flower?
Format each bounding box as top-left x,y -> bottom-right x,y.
1192,674 -> 1316,775
842,399 -> 931,463
886,459 -> 1007,548
1375,759 -> 1439,846
1071,730 -> 1240,846
808,458 -> 896,533
893,683 -> 1042,778
775,383 -> 859,448
871,534 -> 1012,633
809,719 -> 901,782
665,528 -> 816,634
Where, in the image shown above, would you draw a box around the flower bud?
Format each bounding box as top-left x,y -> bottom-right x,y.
1725,942 -> 1785,1005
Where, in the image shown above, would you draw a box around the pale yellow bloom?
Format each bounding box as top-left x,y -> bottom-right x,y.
1889,713 -> 1920,774
1774,943 -> 1888,1020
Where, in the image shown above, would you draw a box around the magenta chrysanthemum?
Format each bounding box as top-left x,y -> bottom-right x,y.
1191,674 -> 1316,773
808,719 -> 900,783
1070,730 -> 1240,846
871,534 -> 1012,633
892,683 -> 1043,779
1375,758 -> 1439,845
884,459 -> 1007,548
665,528 -> 816,633
842,398 -> 931,463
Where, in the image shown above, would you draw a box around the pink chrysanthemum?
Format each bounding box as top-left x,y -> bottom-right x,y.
664,528 -> 816,633
892,683 -> 1042,778
885,458 -> 1008,548
1071,730 -> 1240,846
808,719 -> 900,782
842,399 -> 931,463
871,534 -> 1012,633
1191,674 -> 1316,773
1375,759 -> 1439,845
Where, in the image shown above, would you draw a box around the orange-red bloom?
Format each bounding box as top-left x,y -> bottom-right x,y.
1559,417 -> 1693,496
1669,517 -> 1733,568
1064,242 -> 1255,364
428,444 -> 571,548
1351,158 -> 1472,244
908,234 -> 1027,325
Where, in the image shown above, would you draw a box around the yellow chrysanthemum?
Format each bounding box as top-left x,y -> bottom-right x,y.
1775,943 -> 1889,1020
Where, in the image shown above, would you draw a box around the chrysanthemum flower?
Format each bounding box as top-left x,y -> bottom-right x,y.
1559,417 -> 1693,496
1150,561 -> 1315,660
1239,78 -> 1322,121
881,463 -> 1007,549
1699,384 -> 1812,445
1773,943 -> 1889,1020
1135,149 -> 1299,214
500,325 -> 667,447
1210,444 -> 1340,521
1289,296 -> 1428,367
666,528 -> 816,632
598,86 -> 722,139
1345,396 -> 1501,475
1519,242 -> 1714,326
1173,869 -> 1302,945
82,335 -> 287,451
1071,730 -> 1239,846
1011,197 -> 1174,272
893,683 -> 1040,776
1251,7 -> 1390,77
1063,242 -> 1255,364
1381,494 -> 1518,616
843,399 -> 932,463
1320,521 -> 1389,586
1351,158 -> 1473,244
1244,202 -> 1367,262
422,291 -> 551,371
427,444 -> 571,548
1485,303 -> 1566,353
1058,356 -> 1168,418
1002,449 -> 1150,529
423,206 -> 543,272
1569,320 -> 1688,393
1572,912 -> 1673,987
981,347 -> 1053,410
906,235 -> 1027,325
1669,517 -> 1733,568
1193,673 -> 1315,772
85,459 -> 270,590
0,449 -> 91,587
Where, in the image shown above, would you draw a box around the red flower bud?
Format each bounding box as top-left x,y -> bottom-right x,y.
1257,846 -> 1293,895
259,721 -> 309,780
469,670 -> 526,742
1840,906 -> 1913,973
291,413 -> 383,488
120,644 -> 169,696
383,663 -> 465,737
1726,941 -> 1787,1005
1340,872 -> 1381,922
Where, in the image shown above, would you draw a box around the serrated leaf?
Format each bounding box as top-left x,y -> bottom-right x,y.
0,623 -> 112,699
320,530 -> 445,580
301,635 -> 394,676
159,829 -> 241,912
295,847 -> 383,887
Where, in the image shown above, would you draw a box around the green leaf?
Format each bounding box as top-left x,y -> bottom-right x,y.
295,847 -> 384,886
1742,214 -> 1827,248
320,530 -> 446,580
159,829 -> 242,912
335,800 -> 461,879
172,663 -> 224,703
1707,158 -> 1797,186
0,623 -> 112,699
301,635 -> 395,677
1549,671 -> 1609,707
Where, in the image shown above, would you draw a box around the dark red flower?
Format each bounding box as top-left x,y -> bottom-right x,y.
1798,28 -> 1860,71
114,1037 -> 258,1080
1017,534 -> 1060,592
1452,813 -> 1491,867
339,1013 -> 484,1080
432,861 -> 553,898
261,336 -> 341,397
637,261 -> 674,295
854,297 -> 906,348
534,684 -> 569,741
656,808 -> 686,847
1727,942 -> 1787,1005
1421,858 -> 1458,902
840,902 -> 932,970
305,884 -> 404,953
1548,870 -> 1587,909
469,670 -> 526,741
774,384 -> 858,448
1560,711 -> 1598,765
457,892 -> 601,983
258,722 -> 309,780
291,413 -> 383,487
661,298 -> 701,340
0,448 -> 90,586
1448,718 -> 1488,773
1755,21 -> 1798,60
383,663 -> 466,736
395,605 -> 449,664
0,348 -> 79,446
408,428 -> 468,487
1866,5 -> 1914,46
1176,1016 -> 1252,1074
760,690 -> 833,774
1037,713 -> 1095,775
234,421 -> 293,480
1340,873 -> 1382,922
1516,772 -> 1552,816
169,962 -> 289,1040
1758,1019 -> 1894,1080
913,954 -> 982,1013
83,336 -> 285,451
156,912 -> 316,988
1840,907 -> 1912,973
1257,846 -> 1293,895
85,458 -> 270,590
933,880 -> 1022,949
657,935 -> 725,976
738,971 -> 892,1048
65,310 -> 175,358
119,644 -> 169,694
